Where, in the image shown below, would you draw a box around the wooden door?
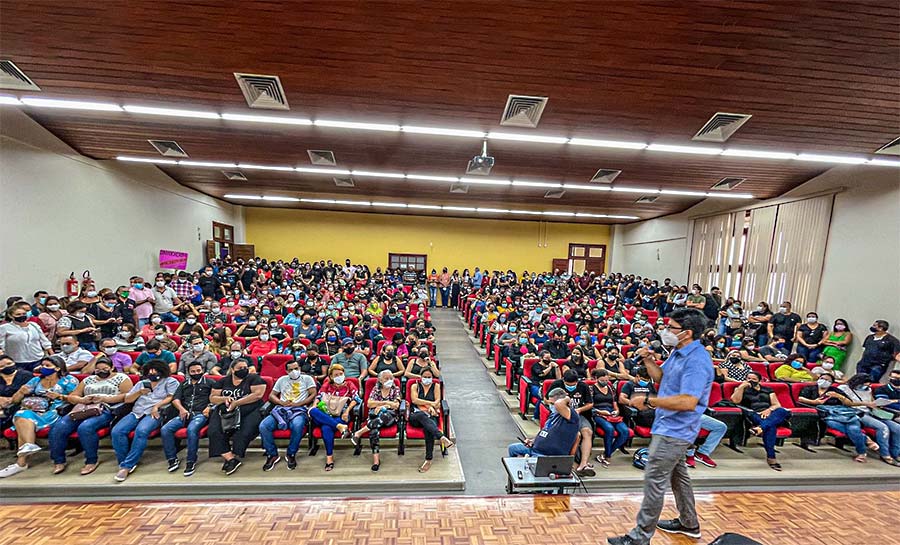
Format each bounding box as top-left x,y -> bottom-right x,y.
232,244 -> 256,261
552,259 -> 569,275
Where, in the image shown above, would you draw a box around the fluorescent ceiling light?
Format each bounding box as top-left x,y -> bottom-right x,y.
487,132 -> 568,144
406,174 -> 460,182
476,207 -> 510,213
123,105 -> 220,119
261,195 -> 300,202
0,95 -> 21,105
543,211 -> 575,216
334,200 -> 371,206
314,119 -> 400,132
401,125 -> 485,138
442,206 -> 477,212
568,138 -> 647,150
509,210 -> 544,215
224,194 -> 262,200
179,160 -> 237,168
647,143 -> 722,155
563,183 -> 612,192
867,158 -> 900,167
575,213 -> 608,218
659,189 -> 709,197
238,163 -> 295,172
351,170 -> 405,179
116,156 -> 177,165
607,214 -> 640,220
222,113 -> 312,125
708,192 -> 755,199
300,198 -> 336,204
20,97 -> 122,112
722,148 -> 796,160
512,180 -> 563,188
372,202 -> 408,208
610,187 -> 661,194
795,153 -> 867,165
406,204 -> 442,210
295,167 -> 352,175
459,177 -> 512,186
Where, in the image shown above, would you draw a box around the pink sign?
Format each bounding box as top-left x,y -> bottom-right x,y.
159,249 -> 188,270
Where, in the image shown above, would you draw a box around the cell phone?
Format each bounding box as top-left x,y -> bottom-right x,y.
141,380 -> 152,389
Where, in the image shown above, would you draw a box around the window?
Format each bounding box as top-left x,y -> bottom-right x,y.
388,253 -> 427,271
210,221 -> 235,259
566,243 -> 606,275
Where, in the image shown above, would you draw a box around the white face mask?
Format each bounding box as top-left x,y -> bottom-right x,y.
288,369 -> 302,380
102,346 -> 118,355
248,321 -> 258,327
659,328 -> 681,347
817,379 -> 832,389
383,380 -> 394,389
156,281 -> 166,288
421,377 -> 433,386
151,317 -> 162,324
822,362 -> 834,370
807,316 -> 817,323
259,334 -> 270,341
155,334 -> 165,341
333,374 -> 346,385
46,304 -> 60,312
118,331 -> 130,339
86,291 -> 98,297
230,350 -> 242,359
74,312 -> 86,319
192,344 -> 204,352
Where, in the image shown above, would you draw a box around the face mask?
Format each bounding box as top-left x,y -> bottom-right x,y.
779,306 -> 787,313
518,337 -> 528,344
248,321 -> 258,327
154,334 -> 165,341
12,315 -> 27,323
95,369 -> 111,379
748,381 -> 760,388
791,361 -> 803,369
834,324 -> 846,331
85,290 -> 98,298
38,366 -> 57,377
259,334 -> 270,341
233,368 -> 250,379
47,304 -> 60,312
212,306 -> 221,313
150,317 -> 162,325
333,374 -> 345,385
659,329 -> 680,347
327,335 -> 337,342
775,342 -> 785,349
145,373 -> 160,382
421,377 -> 433,386
691,289 -> 700,295
192,343 -> 204,352
870,326 -> 879,333
890,378 -> 900,387
318,312 -> 327,318
102,346 -> 118,355
189,373 -> 204,381
756,306 -> 764,312
262,309 -> 271,316
60,344 -> 76,354
154,281 -> 166,288
637,380 -> 649,387
817,379 -> 832,389
205,271 -> 213,276
807,316 -> 817,323
716,342 -> 726,349
74,312 -> 87,320
822,362 -> 834,370
185,318 -> 197,325
133,283 -> 144,290
746,345 -> 755,350
288,369 -> 302,380
230,350 -> 242,359
564,384 -> 577,392
509,326 -> 517,333
343,346 -> 354,354
0,366 -> 16,375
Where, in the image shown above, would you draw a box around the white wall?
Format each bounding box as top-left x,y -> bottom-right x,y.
610,213 -> 692,282
0,108 -> 245,300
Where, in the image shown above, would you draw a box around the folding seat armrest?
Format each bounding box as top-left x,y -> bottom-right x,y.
442,399 -> 450,417
521,376 -> 533,386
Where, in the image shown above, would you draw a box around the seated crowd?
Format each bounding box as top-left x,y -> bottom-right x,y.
0,258 -> 455,480
458,270 -> 900,472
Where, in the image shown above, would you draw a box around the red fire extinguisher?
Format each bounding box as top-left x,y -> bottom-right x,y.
65,272 -> 79,297
80,270 -> 93,293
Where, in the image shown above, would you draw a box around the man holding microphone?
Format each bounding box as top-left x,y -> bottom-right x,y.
607,308 -> 714,545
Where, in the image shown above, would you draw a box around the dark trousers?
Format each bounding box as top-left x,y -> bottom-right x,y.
366,410 -> 397,453
409,410 -> 443,460
746,407 -> 790,458
207,409 -> 262,459
856,361 -> 888,383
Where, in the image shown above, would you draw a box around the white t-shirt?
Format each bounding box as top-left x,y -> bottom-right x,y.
0,322 -> 51,363
153,287 -> 178,313
273,374 -> 316,403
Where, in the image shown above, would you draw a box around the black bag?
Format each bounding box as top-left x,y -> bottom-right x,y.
56,403 -> 75,417
219,406 -> 241,434
708,533 -> 765,545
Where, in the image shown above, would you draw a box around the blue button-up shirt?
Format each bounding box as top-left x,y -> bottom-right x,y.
651,339 -> 714,442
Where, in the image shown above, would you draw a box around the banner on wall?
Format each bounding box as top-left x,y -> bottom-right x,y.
159,249 -> 189,270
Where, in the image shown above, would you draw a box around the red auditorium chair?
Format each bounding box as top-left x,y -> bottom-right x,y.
404,378 -> 451,457
707,383 -> 749,451
748,362 -> 771,381
382,327 -> 405,341
260,354 -> 293,378
789,382 -> 878,449
352,377 -> 405,456
516,358 -> 541,418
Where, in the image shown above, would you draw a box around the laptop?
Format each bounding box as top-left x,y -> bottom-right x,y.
531,455 -> 574,478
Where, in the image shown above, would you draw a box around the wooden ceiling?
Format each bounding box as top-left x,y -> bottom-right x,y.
2,1 -> 898,223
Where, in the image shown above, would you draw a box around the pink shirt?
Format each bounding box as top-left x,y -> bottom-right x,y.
129,287 -> 156,320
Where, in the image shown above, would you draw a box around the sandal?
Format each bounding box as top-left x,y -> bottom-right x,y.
52,464 -> 67,475
749,427 -> 763,437
324,462 -> 335,472
80,462 -> 100,476
854,454 -> 867,463
866,440 -> 879,452
371,463 -> 380,472
766,458 -> 782,471
439,437 -> 456,449
418,460 -> 432,473
881,456 -> 896,466
595,455 -> 610,467
350,434 -> 360,447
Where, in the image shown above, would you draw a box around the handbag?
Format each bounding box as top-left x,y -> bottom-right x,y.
318,394 -> 350,417
21,395 -> 50,413
69,403 -> 104,421
218,406 -> 242,434
602,414 -> 624,424
817,404 -> 860,424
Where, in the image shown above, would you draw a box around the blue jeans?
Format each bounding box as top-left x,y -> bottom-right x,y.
859,414 -> 900,459
160,413 -> 208,463
529,384 -> 543,420
440,287 -> 450,307
717,317 -> 727,335
259,413 -> 308,457
856,361 -> 888,383
309,408 -> 346,456
826,417 -> 868,455
507,443 -> 546,457
687,414 -> 727,457
159,312 -> 179,323
594,415 -> 630,458
428,287 -> 438,308
79,341 -> 98,352
111,413 -> 161,469
746,407 -> 790,458
797,345 -> 823,363
49,411 -> 113,465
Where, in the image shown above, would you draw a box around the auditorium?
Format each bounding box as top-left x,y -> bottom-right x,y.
0,2 -> 898,544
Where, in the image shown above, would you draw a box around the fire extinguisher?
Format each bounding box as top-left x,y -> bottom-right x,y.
65,272 -> 79,297
80,270 -> 93,293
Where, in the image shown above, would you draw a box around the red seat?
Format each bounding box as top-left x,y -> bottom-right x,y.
308,377 -> 361,454
748,362 -> 770,381
517,358 -> 541,417
173,425 -> 208,440
404,378 -> 450,456
382,327 -> 406,341
261,354 -> 294,378
353,377 -> 403,455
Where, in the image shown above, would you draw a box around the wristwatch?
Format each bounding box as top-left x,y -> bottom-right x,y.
645,394 -> 655,409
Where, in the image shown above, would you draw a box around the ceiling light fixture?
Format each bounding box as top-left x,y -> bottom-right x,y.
509,210 -> 544,215
795,153 -> 867,165
122,105 -> 220,119
867,158 -> 900,167
401,125 -> 486,138
459,176 -> 512,186
658,189 -> 709,197
442,206 -> 478,212
0,95 -> 21,105
20,97 -> 122,111
180,160 -> 237,168
261,195 -> 300,202
542,211 -> 575,216
314,119 -> 400,132
487,132 -> 569,144
562,183 -> 612,192
238,163 -> 295,171
647,143 -> 723,155
568,138 -> 647,150
610,187 -> 661,194
333,199 -> 371,206
721,148 -> 797,160
476,207 -> 510,213
116,155 -> 178,165
300,198 -> 336,204
372,202 -> 408,208
512,180 -> 563,188
222,113 -> 312,125
350,170 -> 405,179
406,204 -> 443,210
295,167 -> 352,175
406,174 -> 460,183
223,194 -> 263,200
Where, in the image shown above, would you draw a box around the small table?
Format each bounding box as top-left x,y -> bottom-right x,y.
502,457 -> 580,495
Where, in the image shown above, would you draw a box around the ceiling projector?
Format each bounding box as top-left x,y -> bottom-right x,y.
466,140 -> 494,175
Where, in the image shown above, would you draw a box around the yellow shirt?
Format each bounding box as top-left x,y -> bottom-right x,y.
774,365 -> 813,382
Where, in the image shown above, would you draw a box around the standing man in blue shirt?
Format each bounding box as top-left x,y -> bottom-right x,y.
608,308 -> 714,545
473,268 -> 484,290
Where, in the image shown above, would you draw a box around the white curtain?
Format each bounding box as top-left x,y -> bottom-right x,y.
740,206 -> 777,307
688,212 -> 739,291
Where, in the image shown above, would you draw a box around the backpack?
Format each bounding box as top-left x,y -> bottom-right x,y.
632,447 -> 649,470
703,294 -> 720,322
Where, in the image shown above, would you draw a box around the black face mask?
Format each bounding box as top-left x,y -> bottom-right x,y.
890,378 -> 900,387
189,373 -> 204,381
145,373 -> 160,382
12,315 -> 27,323
748,381 -> 760,388
0,366 -> 16,375
233,368 -> 250,379
343,347 -> 354,354
95,370 -> 111,379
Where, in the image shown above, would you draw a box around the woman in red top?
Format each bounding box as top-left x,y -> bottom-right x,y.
245,328 -> 278,360
309,364 -> 359,471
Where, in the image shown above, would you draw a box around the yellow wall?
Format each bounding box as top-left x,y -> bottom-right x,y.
244,207 -> 611,272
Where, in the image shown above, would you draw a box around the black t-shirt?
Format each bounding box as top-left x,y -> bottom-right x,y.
548,379 -> 592,409
590,383 -> 616,411
770,312 -> 802,338
797,323 -> 827,345
240,270 -> 256,290
799,384 -> 842,406
215,373 -> 265,416
739,385 -> 774,412
861,334 -> 900,367
197,275 -> 221,298
621,380 -> 656,400
299,356 -> 329,378
531,360 -> 556,381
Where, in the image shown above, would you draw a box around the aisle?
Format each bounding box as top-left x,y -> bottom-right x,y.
429,308 -> 521,495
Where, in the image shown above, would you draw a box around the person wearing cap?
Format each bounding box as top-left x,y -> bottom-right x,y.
331,337 -> 367,379
507,387 -> 580,458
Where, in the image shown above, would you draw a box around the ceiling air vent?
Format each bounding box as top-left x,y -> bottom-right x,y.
499,94 -> 548,128
0,60 -> 40,91
223,171 -> 247,181
590,168 -> 621,183
635,195 -> 659,204
333,176 -> 355,188
874,136 -> 900,156
234,73 -> 290,110
307,150 -> 336,166
449,183 -> 470,194
693,112 -> 752,142
710,176 -> 747,191
148,139 -> 189,158
544,189 -> 566,199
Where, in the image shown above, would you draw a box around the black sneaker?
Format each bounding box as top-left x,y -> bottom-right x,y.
183,461 -> 196,477
286,454 -> 297,470
657,518 -> 701,539
224,458 -> 242,475
263,455 -> 280,471
607,536 -> 639,545
221,460 -> 229,472
167,458 -> 181,473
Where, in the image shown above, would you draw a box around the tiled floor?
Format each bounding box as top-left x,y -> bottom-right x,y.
1,491 -> 897,545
